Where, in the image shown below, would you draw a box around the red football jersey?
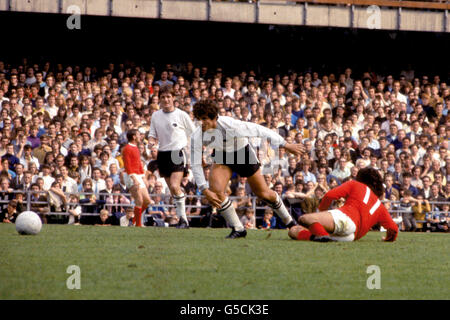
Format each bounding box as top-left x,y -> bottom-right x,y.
122,143 -> 144,175
319,180 -> 398,241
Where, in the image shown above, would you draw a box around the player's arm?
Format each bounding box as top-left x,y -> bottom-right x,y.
318,180 -> 352,211
133,146 -> 145,185
148,136 -> 158,149
183,112 -> 197,138
191,128 -> 207,191
148,114 -> 158,148
122,147 -> 137,176
190,128 -> 222,208
378,205 -> 399,242
223,117 -> 304,155
122,147 -> 140,188
285,191 -> 310,199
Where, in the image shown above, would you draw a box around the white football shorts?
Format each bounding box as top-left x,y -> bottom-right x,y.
124,173 -> 147,189
328,209 -> 357,242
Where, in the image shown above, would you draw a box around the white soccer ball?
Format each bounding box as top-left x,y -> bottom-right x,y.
15,211 -> 42,235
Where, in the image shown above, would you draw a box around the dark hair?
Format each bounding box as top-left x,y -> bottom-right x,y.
8,199 -> 17,209
403,189 -> 413,197
126,129 -> 138,142
193,99 -> 219,120
30,183 -> 40,189
402,172 -> 412,179
273,181 -> 283,188
355,167 -> 385,198
159,86 -> 174,97
100,151 -> 109,158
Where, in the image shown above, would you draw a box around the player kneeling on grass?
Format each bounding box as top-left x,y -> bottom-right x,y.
191,99 -> 304,239
288,167 -> 399,242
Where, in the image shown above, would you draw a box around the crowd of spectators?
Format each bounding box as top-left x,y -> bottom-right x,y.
0,59 -> 448,232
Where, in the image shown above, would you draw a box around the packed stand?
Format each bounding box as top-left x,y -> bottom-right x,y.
0,60 -> 448,232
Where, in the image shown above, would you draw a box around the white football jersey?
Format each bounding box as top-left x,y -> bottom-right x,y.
149,108 -> 196,151
191,116 -> 286,189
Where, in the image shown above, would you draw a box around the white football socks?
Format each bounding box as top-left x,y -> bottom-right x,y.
173,193 -> 188,224
269,193 -> 293,225
218,197 -> 245,232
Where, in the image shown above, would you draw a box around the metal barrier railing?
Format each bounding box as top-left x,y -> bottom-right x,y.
1,190 -> 448,223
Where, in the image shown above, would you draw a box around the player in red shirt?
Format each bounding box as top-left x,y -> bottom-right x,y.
122,129 -> 150,227
288,167 -> 399,242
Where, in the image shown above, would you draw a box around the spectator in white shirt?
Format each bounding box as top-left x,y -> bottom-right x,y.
33,164 -> 54,191
60,165 -> 78,194
330,158 -> 351,182
91,167 -> 106,196
222,77 -> 235,98
120,207 -> 135,227
392,81 -> 407,104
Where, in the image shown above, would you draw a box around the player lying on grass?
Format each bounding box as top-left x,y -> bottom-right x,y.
288,167 -> 399,242
191,99 -> 304,239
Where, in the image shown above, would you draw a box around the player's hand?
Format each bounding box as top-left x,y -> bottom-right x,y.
284,143 -> 305,155
202,189 -> 222,209
382,229 -> 398,242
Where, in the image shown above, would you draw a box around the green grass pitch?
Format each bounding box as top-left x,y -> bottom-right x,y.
1,223 -> 449,300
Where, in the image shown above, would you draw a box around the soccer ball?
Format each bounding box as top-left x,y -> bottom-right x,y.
15,211 -> 42,235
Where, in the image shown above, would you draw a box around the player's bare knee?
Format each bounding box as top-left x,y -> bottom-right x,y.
257,190 -> 276,203
169,184 -> 182,196
298,214 -> 315,227
142,197 -> 151,208
214,191 -> 226,203
288,226 -> 300,240
129,185 -> 137,193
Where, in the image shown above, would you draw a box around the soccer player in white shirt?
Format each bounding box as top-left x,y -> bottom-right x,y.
148,87 -> 196,228
191,99 -> 304,239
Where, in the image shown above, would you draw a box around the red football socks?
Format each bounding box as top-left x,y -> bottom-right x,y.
297,229 -> 313,241
133,206 -> 142,227
309,222 -> 329,237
